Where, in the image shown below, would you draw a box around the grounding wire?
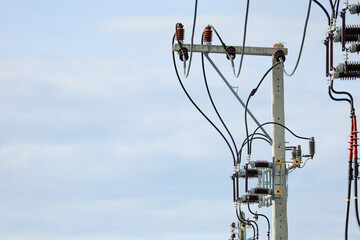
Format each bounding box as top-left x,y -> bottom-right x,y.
172,34 -> 236,163
283,0 -> 312,77
244,61 -> 282,155
247,201 -> 270,240
204,54 -> 272,142
184,0 -> 198,78
313,0 -> 331,25
201,34 -> 239,165
234,0 -> 250,78
249,121 -> 310,155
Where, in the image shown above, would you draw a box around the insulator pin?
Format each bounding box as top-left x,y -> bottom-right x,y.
176,24 -> 184,42
349,42 -> 360,53
349,3 -> 360,14
203,26 -> 212,44
178,48 -> 189,62
226,46 -> 236,60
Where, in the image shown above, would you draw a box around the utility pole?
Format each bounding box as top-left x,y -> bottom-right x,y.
271,43 -> 288,240
173,42 -> 288,240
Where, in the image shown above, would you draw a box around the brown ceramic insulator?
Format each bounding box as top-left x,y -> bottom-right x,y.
203,26 -> 212,43
343,34 -> 360,43
176,24 -> 184,41
244,194 -> 260,203
346,61 -> 360,73
346,25 -> 360,35
274,50 -> 286,62
339,72 -> 359,80
226,46 -> 236,60
178,47 -> 189,62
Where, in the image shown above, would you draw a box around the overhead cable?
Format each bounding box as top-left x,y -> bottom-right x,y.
283,0 -> 312,77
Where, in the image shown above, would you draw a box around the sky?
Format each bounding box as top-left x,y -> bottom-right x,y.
0,0 -> 359,239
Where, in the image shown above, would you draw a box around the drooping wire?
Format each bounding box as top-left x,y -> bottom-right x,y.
201,33 -> 239,166
249,122 -> 310,155
283,0 -> 312,77
234,0 -> 250,78
172,34 -> 236,163
247,201 -> 270,240
313,0 -> 331,25
184,0 -> 198,78
244,61 -> 282,156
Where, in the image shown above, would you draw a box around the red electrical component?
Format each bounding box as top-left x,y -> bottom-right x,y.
176,24 -> 184,42
203,26 -> 212,43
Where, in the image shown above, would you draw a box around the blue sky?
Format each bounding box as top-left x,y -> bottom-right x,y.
0,0 -> 359,239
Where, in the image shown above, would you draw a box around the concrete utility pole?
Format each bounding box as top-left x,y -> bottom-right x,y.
271,43 -> 288,240
173,42 -> 288,240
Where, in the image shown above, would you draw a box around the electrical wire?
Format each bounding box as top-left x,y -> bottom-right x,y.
172,34 -> 236,163
313,0 -> 331,25
238,134 -> 272,165
329,0 -> 335,19
201,34 -> 239,165
353,116 -> 360,230
184,0 -> 198,78
283,0 -> 312,77
244,61 -> 282,155
335,0 -> 341,19
236,206 -> 258,240
247,201 -> 270,240
249,122 -> 310,155
234,0 -> 250,78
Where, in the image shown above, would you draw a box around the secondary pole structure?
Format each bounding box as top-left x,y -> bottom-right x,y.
173,42 -> 288,240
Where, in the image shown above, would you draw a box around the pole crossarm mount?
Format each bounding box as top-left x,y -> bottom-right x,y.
173,43 -> 288,56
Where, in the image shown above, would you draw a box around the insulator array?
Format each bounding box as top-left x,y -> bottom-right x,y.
203,26 -> 212,43
178,47 -> 189,62
309,137 -> 315,158
349,3 -> 360,15
226,46 -> 236,60
176,24 -> 184,42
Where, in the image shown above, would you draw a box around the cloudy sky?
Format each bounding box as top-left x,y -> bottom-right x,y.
0,0 -> 359,240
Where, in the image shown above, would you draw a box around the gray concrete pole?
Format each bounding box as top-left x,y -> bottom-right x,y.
271,43 -> 288,240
